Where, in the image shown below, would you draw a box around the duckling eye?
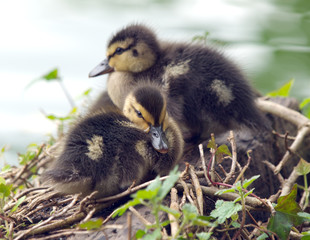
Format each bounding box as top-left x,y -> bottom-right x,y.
135,110 -> 143,118
115,47 -> 125,55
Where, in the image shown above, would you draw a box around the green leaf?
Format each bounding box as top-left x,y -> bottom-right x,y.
300,98 -> 310,109
268,211 -> 293,240
0,183 -> 12,197
196,232 -> 212,240
0,177 -> 5,185
159,204 -> 181,218
157,166 -> 179,200
112,198 -> 141,218
135,188 -> 160,200
257,233 -> 269,240
210,200 -> 242,224
136,229 -> 146,239
11,196 -> 26,213
215,188 -> 235,195
143,228 -> 161,240
78,218 -> 103,230
242,175 -> 260,189
300,98 -> 310,119
298,212 -> 310,221
1,164 -> 12,174
267,78 -> 294,97
231,221 -> 240,228
268,184 -> 305,240
145,176 -> 161,192
26,68 -> 60,89
233,197 -> 241,203
207,138 -> 216,150
301,231 -> 310,239
243,188 -> 254,199
295,159 -> 310,176
192,216 -> 214,227
182,203 -> 199,221
41,68 -> 60,81
217,144 -> 232,157
275,184 -> 301,214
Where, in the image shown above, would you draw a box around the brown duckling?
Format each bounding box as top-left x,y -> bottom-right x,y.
89,24 -> 269,147
42,85 -> 184,198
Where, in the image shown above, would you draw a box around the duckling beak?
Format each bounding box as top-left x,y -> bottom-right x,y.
150,125 -> 169,154
89,59 -> 114,77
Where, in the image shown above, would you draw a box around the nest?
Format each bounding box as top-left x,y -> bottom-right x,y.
1,97 -> 310,239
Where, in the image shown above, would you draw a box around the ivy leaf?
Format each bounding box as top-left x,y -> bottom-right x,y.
78,218 -> 103,230
210,200 -> 242,224
295,159 -> 310,176
217,144 -> 232,157
267,78 -> 294,97
298,212 -> 310,221
268,184 -> 305,240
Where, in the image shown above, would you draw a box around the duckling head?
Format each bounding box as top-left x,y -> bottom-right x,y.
89,24 -> 160,77
123,86 -> 169,154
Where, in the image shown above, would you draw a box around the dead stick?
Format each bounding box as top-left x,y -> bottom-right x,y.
189,165 -> 204,215
198,144 -> 212,185
169,188 -> 179,238
224,131 -> 237,184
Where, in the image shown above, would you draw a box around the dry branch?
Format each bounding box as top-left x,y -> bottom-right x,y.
257,98 -> 310,174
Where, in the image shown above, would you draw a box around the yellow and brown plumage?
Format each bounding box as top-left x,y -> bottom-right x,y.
42,85 -> 183,198
89,24 -> 269,148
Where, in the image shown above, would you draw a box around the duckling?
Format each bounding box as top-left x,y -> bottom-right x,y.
42,85 -> 184,198
89,24 -> 269,147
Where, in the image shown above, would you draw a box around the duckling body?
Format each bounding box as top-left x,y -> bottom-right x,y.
42,85 -> 183,198
89,24 -> 268,145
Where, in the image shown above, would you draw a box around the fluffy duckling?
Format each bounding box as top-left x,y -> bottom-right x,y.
89,24 -> 269,146
42,85 -> 184,198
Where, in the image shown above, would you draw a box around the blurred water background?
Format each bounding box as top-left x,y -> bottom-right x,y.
1,0 -> 310,166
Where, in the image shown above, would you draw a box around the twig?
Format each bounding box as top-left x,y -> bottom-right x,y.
274,125 -> 310,174
256,99 -> 310,174
272,130 -> 296,140
188,165 -> 204,215
234,150 -> 252,184
129,207 -> 152,226
263,161 -> 285,184
15,194 -> 80,240
281,168 -> 300,196
169,188 -> 179,238
127,211 -> 132,240
198,144 -> 212,185
95,176 -> 170,203
177,178 -> 195,206
224,131 -> 237,184
176,183 -> 267,210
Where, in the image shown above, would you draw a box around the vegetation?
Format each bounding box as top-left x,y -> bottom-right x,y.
1,67 -> 310,239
